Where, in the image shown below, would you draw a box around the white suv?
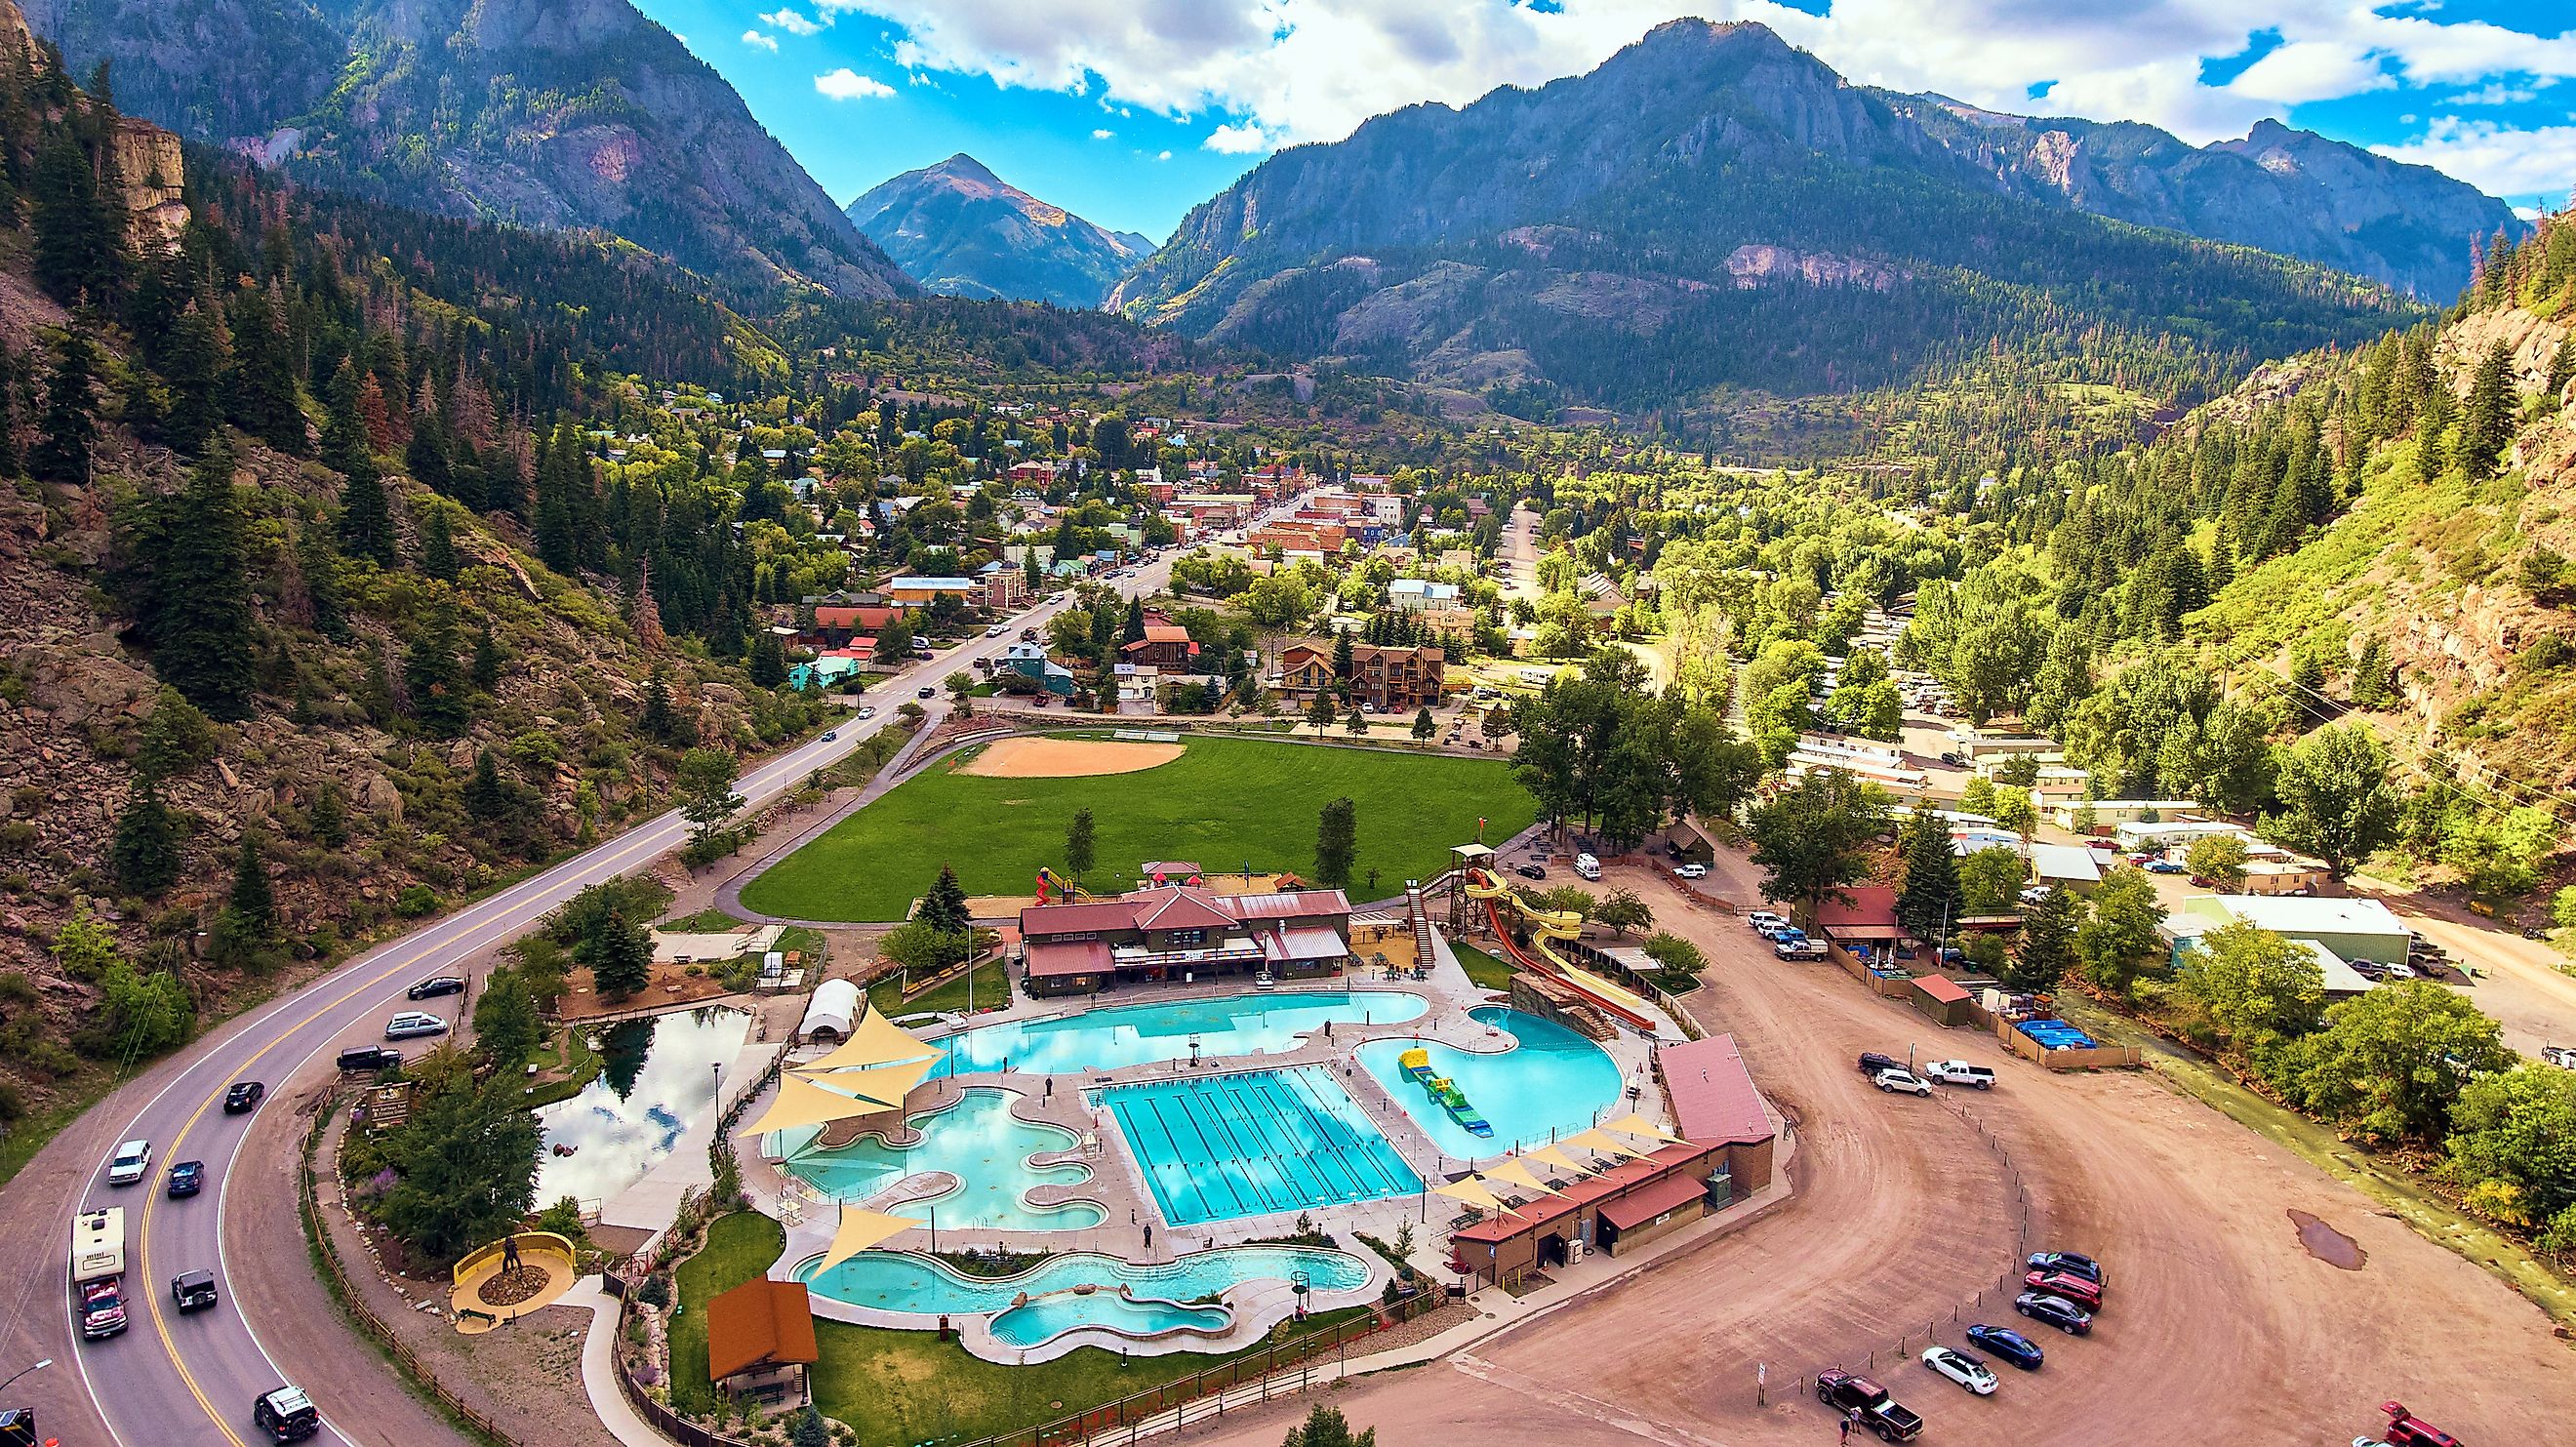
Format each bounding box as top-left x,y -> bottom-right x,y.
108,1139 -> 152,1186
1871,1067 -> 1934,1097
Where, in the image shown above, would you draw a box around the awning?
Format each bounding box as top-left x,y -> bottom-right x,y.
745,1074 -> 892,1138
1824,924 -> 1905,942
1601,1112 -> 1686,1145
1482,1160 -> 1559,1195
1519,1144 -> 1593,1178
791,1056 -> 936,1110
1431,1177 -> 1510,1214
1597,1171 -> 1709,1231
1561,1128 -> 1650,1159
1258,925 -> 1350,963
815,1208 -> 924,1273
804,1011 -> 938,1072
1026,940 -> 1113,979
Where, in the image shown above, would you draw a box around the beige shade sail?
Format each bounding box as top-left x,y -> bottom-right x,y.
1430,1177 -> 1509,1213
1602,1112 -> 1686,1145
815,1207 -> 925,1273
743,1074 -> 886,1138
1520,1144 -> 1593,1177
792,1054 -> 939,1109
1561,1128 -> 1649,1159
803,1011 -> 940,1073
1482,1159 -> 1559,1195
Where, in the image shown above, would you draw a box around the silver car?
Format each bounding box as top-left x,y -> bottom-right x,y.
383,1011 -> 450,1041
1919,1346 -> 1997,1395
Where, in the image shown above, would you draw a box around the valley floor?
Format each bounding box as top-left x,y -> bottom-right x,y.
1170,853 -> 2576,1446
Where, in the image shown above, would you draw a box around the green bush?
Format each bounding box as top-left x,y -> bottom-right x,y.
395,884 -> 441,916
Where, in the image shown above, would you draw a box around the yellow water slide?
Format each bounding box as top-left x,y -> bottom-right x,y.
1462,869 -> 1660,1031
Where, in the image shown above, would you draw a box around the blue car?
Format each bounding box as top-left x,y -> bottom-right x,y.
1965,1324 -> 2043,1370
167,1160 -> 206,1198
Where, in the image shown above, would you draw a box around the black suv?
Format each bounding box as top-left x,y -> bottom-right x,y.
174,1268 -> 220,1312
1858,1052 -> 1903,1076
407,976 -> 465,1000
253,1387 -> 320,1442
1815,1371 -> 1923,1441
336,1046 -> 402,1072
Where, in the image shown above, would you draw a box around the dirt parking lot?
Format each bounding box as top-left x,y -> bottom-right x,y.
1180,854 -> 2576,1446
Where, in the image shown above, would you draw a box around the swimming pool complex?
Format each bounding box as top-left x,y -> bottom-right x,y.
777,1087 -> 1107,1229
1101,1065 -> 1423,1226
798,1246 -> 1369,1348
1357,1007 -> 1625,1157
930,991 -> 1427,1078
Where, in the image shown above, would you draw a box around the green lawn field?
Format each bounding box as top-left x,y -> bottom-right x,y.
740,735 -> 1536,922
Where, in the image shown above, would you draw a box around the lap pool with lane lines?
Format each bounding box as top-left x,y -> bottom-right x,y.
930,990 -> 1428,1078
1101,1065 -> 1424,1226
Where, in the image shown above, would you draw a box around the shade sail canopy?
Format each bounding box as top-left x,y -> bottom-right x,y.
1430,1177 -> 1509,1213
803,1011 -> 939,1073
1520,1144 -> 1592,1177
1562,1128 -> 1650,1159
816,1208 -> 925,1273
791,1054 -> 939,1109
1482,1159 -> 1559,1194
745,1074 -> 892,1138
1602,1111 -> 1686,1145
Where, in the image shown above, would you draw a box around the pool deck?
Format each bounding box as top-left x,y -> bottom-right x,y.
734,923 -> 1685,1360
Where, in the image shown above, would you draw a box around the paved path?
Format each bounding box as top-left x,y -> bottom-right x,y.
562,1277 -> 662,1447
0,581 -> 1131,1447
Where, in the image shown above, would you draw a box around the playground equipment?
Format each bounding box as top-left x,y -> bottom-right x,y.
1034,867 -> 1094,904
447,1230 -> 580,1334
1460,864 -> 1661,1033
1396,1047 -> 1493,1138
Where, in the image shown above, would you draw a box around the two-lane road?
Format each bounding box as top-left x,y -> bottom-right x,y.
7,555 -> 1174,1447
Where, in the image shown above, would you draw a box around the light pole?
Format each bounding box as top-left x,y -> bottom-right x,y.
0,1358 -> 52,1396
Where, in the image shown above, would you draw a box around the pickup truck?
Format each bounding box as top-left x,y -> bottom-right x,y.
1815,1370 -> 1924,1441
1920,1061 -> 1996,1089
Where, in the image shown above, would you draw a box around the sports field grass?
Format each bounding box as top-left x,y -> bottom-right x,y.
740,735 -> 1536,922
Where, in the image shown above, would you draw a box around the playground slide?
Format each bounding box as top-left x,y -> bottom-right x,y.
1033,867 -> 1094,904
1397,1048 -> 1493,1137
1463,869 -> 1662,1032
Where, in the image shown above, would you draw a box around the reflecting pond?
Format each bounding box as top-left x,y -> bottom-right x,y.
534,1007 -> 751,1208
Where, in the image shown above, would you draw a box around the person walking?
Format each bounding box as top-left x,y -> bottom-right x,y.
1837,1415 -> 1853,1443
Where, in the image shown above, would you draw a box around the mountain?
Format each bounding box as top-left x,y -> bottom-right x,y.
1887,100 -> 2517,299
22,0 -> 913,302
846,154 -> 1153,307
1109,20 -> 2435,413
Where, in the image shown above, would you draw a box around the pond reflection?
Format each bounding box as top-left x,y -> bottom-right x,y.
535,1007 -> 750,1209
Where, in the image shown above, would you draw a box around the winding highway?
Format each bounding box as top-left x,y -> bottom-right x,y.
0,553 -> 1175,1447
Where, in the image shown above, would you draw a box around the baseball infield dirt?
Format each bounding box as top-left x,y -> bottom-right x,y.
1175,854 -> 2576,1447
955,736 -> 1186,778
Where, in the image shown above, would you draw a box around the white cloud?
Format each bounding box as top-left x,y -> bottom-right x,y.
761,9 -> 826,37
742,29 -> 779,53
1204,122 -> 1269,154
2451,81 -> 2544,106
2374,117 -> 2576,202
1090,128 -> 1115,140
1156,150 -> 1174,161
815,68 -> 897,100
808,0 -> 2576,191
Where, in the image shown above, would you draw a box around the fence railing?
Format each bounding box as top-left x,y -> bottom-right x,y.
297,1094 -> 516,1446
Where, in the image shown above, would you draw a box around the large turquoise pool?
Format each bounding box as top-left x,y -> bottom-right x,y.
776,1087 -> 1107,1230
931,991 -> 1427,1078
798,1247 -> 1368,1348
1102,1065 -> 1422,1226
1357,1007 -> 1625,1158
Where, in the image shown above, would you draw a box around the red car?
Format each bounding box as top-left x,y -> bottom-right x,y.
2380,1403 -> 2463,1447
2023,1269 -> 2102,1309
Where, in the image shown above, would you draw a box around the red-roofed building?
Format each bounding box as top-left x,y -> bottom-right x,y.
1018,885 -> 1353,996
704,1277 -> 818,1406
1447,1140 -> 1729,1283
1910,974 -> 1973,1027
1815,885 -> 1903,946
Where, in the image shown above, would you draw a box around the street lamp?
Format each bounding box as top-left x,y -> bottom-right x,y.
0,1358 -> 52,1396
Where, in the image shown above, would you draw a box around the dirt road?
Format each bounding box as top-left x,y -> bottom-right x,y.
1178,856 -> 2576,1447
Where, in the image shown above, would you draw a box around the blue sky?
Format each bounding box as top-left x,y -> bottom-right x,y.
634,2 -> 2574,242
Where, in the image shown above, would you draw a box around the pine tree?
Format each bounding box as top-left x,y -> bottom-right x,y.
1064,808 -> 1096,886
590,911 -> 653,999
405,596 -> 471,739
28,331 -> 96,486
920,864 -> 971,935
469,623 -> 502,691
222,286 -> 302,454
299,515 -> 348,641
463,749 -> 508,822
1331,631 -> 1355,680
1121,594 -> 1146,644
160,304 -> 224,456
30,129 -> 124,307
338,463 -> 395,567
747,631 -> 786,688
2461,342 -> 2516,482
138,440 -> 260,721
1895,808 -> 1965,944
109,782 -> 184,895
1314,796 -> 1358,887
639,665 -> 678,743
2007,889 -> 2076,993
420,502 -> 459,581
210,834 -> 276,966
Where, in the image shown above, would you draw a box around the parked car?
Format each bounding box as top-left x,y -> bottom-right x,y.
2025,1251 -> 2104,1285
1964,1324 -> 2044,1370
1775,940 -> 1828,961
1939,751 -> 1966,766
2378,1403 -> 2464,1447
1872,1068 -> 1935,1097
223,1080 -> 265,1113
1747,910 -> 1788,934
167,1160 -> 206,1198
173,1267 -> 221,1312
2022,1269 -> 2102,1308
1920,1061 -> 1996,1089
337,1045 -> 402,1072
2541,1045 -> 2576,1069
1918,1345 -> 1996,1395
1813,1371 -> 1923,1442
2018,886 -> 2056,904
406,976 -> 465,1000
1674,863 -> 1709,879
2013,1292 -> 2092,1335
2385,960 -> 2418,980
107,1139 -> 151,1186
383,1011 -> 449,1040
2145,860 -> 2188,873
1858,1052 -> 1904,1076
1514,864 -> 1547,880
253,1386 -> 321,1443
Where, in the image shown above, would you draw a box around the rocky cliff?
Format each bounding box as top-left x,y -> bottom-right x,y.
22,0 -> 914,301
847,153 -> 1151,308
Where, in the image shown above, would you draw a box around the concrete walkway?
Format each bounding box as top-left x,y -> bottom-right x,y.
561,1277 -> 664,1447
